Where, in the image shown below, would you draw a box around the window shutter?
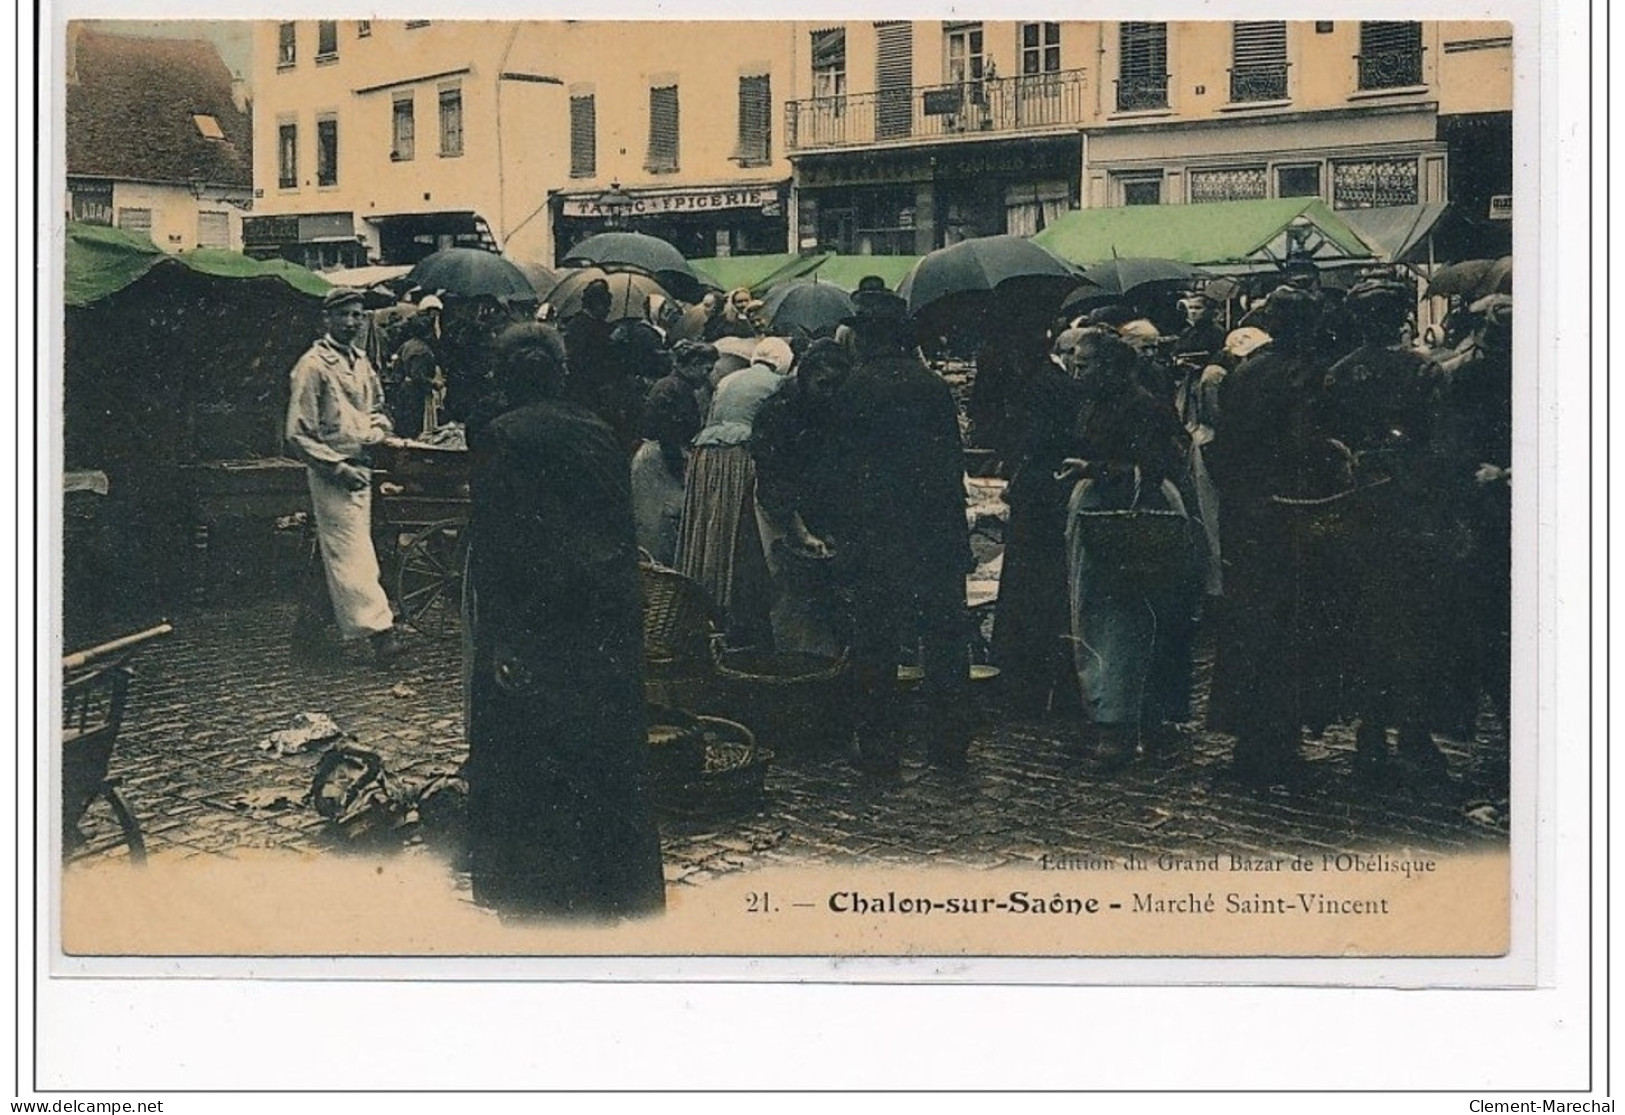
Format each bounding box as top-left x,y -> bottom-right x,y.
570,95 -> 596,177
875,22 -> 913,139
1232,21 -> 1286,67
1361,21 -> 1422,55
647,85 -> 679,172
1119,23 -> 1167,79
736,75 -> 771,165
811,28 -> 845,69
439,86 -> 463,156
197,211 -> 230,250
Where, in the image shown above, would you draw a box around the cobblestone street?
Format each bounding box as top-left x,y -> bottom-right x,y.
63,599 -> 1509,898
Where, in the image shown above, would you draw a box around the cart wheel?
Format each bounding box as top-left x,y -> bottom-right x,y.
395,519 -> 467,639
102,784 -> 146,865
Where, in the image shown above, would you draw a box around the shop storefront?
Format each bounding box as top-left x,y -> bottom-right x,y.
552,181 -> 790,264
793,136 -> 1082,256
367,211 -> 498,265
242,212 -> 366,270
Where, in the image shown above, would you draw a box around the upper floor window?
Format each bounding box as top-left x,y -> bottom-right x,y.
1020,23 -> 1061,77
945,23 -> 986,85
438,85 -> 463,157
1358,21 -> 1424,89
646,84 -> 679,173
812,28 -> 846,101
277,121 -> 298,188
391,93 -> 415,161
357,20 -> 371,37
277,22 -> 296,68
1117,23 -> 1168,111
570,94 -> 596,178
317,21 -> 338,61
405,20 -> 430,30
1230,21 -> 1288,102
735,74 -> 772,166
316,116 -> 339,187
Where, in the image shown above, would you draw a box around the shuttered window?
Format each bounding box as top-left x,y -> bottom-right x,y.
197,211 -> 230,250
317,21 -> 338,59
277,22 -> 296,67
875,21 -> 913,139
647,85 -> 679,173
278,122 -> 297,187
1117,23 -> 1168,110
116,208 -> 153,238
316,116 -> 338,186
736,74 -> 771,165
812,27 -> 846,99
570,95 -> 596,178
1358,21 -> 1423,89
438,85 -> 463,156
391,94 -> 414,161
1230,22 -> 1287,101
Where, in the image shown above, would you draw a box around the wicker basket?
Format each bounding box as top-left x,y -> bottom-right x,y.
651,716 -> 771,818
638,559 -> 724,707
714,648 -> 853,754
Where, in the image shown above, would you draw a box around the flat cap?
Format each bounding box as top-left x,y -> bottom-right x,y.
322,287 -> 366,311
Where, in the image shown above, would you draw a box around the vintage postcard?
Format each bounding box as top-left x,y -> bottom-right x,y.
47,11 -> 1533,974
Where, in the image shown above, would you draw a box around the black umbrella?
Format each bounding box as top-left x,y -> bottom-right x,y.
897,235 -> 1084,326
542,267 -> 670,323
504,256 -> 558,300
758,279 -> 856,340
1060,257 -> 1207,316
405,247 -> 539,302
560,231 -> 707,302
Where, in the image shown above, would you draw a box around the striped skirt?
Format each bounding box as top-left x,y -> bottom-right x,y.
674,444 -> 771,643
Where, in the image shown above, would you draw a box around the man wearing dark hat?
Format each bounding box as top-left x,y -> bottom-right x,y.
1315,274 -> 1453,780
823,278 -> 974,771
286,287 -> 405,664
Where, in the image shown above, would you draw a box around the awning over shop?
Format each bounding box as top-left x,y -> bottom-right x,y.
1031,198 -> 1372,272
1338,202 -> 1451,264
66,221 -> 332,306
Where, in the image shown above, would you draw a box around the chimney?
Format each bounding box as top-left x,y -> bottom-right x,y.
230,77 -> 250,115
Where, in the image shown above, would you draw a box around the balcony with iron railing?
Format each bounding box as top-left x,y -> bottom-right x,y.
1356,46 -> 1425,90
785,68 -> 1088,152
1114,72 -> 1169,112
1228,61 -> 1290,103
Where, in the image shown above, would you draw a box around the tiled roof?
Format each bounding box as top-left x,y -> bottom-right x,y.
66,29 -> 252,188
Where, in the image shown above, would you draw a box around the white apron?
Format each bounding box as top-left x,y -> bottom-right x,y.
307,470 -> 394,640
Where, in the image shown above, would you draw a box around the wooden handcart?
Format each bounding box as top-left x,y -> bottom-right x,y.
371,437 -> 470,639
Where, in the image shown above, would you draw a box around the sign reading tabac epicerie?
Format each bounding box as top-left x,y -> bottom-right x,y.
560,185 -> 782,218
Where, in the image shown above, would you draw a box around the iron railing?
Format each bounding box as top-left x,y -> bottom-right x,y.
1114,72 -> 1169,112
785,68 -> 1088,152
1229,62 -> 1290,103
1356,46 -> 1424,90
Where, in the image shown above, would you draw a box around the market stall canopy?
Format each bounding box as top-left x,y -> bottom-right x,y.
1031,198 -> 1372,273
1339,202 -> 1451,264
689,252 -> 815,295
798,254 -> 922,293
65,222 -> 332,307
323,263 -> 413,289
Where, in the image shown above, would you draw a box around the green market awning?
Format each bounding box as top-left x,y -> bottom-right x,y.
1337,202 -> 1451,264
689,251 -> 922,297
798,253 -> 922,292
1031,198 -> 1373,272
689,252 -> 813,294
65,221 -> 332,307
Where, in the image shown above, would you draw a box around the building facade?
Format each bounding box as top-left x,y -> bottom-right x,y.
783,19 -> 1512,255
248,20 -> 798,268
66,28 -> 254,253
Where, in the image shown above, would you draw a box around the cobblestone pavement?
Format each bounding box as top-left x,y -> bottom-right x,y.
64,600 -> 1509,888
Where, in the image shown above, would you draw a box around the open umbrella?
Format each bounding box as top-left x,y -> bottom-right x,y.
897,236 -> 1084,326
758,279 -> 856,340
542,267 -> 670,323
1060,257 -> 1207,316
405,247 -> 538,302
1427,256 -> 1512,300
504,257 -> 558,300
560,231 -> 708,303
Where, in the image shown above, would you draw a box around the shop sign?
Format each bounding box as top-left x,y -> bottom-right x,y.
560,185 -> 782,218
298,212 -> 357,240
1487,194 -> 1512,221
242,214 -> 300,247
69,180 -> 113,226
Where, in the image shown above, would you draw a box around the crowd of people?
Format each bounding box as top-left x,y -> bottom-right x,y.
281,256 -> 1513,920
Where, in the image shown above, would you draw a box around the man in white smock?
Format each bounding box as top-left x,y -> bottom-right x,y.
287,287 -> 405,664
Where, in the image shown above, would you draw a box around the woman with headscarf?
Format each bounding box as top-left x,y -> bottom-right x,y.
1058,331 -> 1197,772
674,335 -> 794,647
462,323 -> 666,921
